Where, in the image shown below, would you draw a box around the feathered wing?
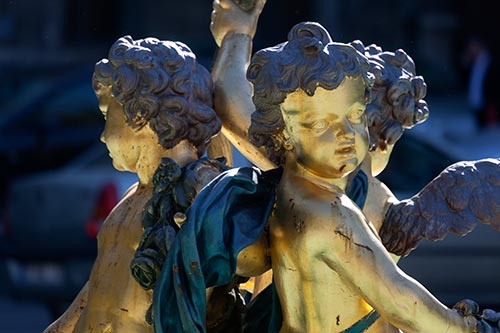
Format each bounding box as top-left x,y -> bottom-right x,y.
379,158 -> 500,257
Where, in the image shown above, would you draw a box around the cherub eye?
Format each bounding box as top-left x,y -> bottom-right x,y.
302,119 -> 331,133
312,120 -> 329,130
348,108 -> 365,124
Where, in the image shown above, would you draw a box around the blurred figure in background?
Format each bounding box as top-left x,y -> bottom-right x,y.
463,35 -> 499,129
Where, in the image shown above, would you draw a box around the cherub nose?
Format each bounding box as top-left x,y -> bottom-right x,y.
336,119 -> 355,140
100,132 -> 106,143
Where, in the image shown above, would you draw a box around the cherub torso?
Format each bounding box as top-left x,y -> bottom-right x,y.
74,183 -> 153,333
269,172 -> 398,333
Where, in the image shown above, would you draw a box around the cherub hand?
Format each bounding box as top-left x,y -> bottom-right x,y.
477,309 -> 500,332
453,299 -> 480,317
210,0 -> 266,47
453,299 -> 500,332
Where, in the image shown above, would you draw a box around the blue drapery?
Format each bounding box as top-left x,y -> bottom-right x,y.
153,167 -> 369,333
153,167 -> 282,333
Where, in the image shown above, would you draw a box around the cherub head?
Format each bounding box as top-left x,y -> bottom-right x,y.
247,22 -> 373,178
92,36 -> 220,173
350,41 -> 429,176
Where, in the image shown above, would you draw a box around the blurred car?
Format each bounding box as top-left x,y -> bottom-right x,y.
0,66 -> 103,206
0,143 -> 138,317
378,132 -> 500,308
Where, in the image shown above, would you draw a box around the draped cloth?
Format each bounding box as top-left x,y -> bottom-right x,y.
153,166 -> 282,333
153,167 -> 370,333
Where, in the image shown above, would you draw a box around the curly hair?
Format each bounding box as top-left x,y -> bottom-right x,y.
92,36 -> 221,155
247,22 -> 374,166
349,40 -> 429,151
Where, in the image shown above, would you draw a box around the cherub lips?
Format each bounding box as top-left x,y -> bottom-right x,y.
335,146 -> 356,156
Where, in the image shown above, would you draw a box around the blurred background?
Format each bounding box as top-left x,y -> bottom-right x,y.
0,0 -> 499,332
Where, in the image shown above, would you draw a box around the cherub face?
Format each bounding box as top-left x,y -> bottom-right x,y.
280,78 -> 369,179
99,93 -> 157,173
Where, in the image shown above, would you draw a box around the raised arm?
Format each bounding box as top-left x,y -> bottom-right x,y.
322,201 -> 480,333
210,0 -> 275,170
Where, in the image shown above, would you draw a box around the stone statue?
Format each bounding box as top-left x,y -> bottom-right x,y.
43,35 -> 225,333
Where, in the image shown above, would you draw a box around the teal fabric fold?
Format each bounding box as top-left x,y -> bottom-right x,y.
342,310 -> 380,333
153,167 -> 369,333
153,166 -> 282,333
348,169 -> 369,210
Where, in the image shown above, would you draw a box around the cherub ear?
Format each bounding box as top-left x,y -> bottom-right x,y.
281,128 -> 294,151
283,139 -> 294,151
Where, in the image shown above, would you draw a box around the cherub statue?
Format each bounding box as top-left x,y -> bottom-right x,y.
241,21 -> 484,333
149,17 -> 489,333
43,35 -> 226,333
148,1 -> 500,331
240,34 -> 434,333
211,0 -> 500,316
209,0 -> 420,300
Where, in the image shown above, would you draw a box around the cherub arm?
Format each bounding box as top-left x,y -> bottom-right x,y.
210,0 -> 275,170
43,282 -> 89,333
321,199 -> 479,333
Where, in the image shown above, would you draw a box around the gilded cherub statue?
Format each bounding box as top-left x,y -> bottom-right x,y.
43,35 -> 227,333
242,21 -> 486,333
209,0 -> 426,299
240,34 -> 435,333
148,2 -> 500,332
149,15 -> 499,333
44,1 -> 500,332
211,1 -> 500,320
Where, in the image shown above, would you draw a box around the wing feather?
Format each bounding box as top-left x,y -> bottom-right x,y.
380,158 -> 500,256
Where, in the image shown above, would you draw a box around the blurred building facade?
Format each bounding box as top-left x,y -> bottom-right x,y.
0,0 -> 497,90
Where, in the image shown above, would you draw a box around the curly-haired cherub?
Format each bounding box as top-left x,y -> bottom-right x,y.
207,1 -> 500,332
43,35 -> 225,333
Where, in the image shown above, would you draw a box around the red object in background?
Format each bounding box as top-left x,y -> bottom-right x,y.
486,103 -> 499,126
85,182 -> 118,239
